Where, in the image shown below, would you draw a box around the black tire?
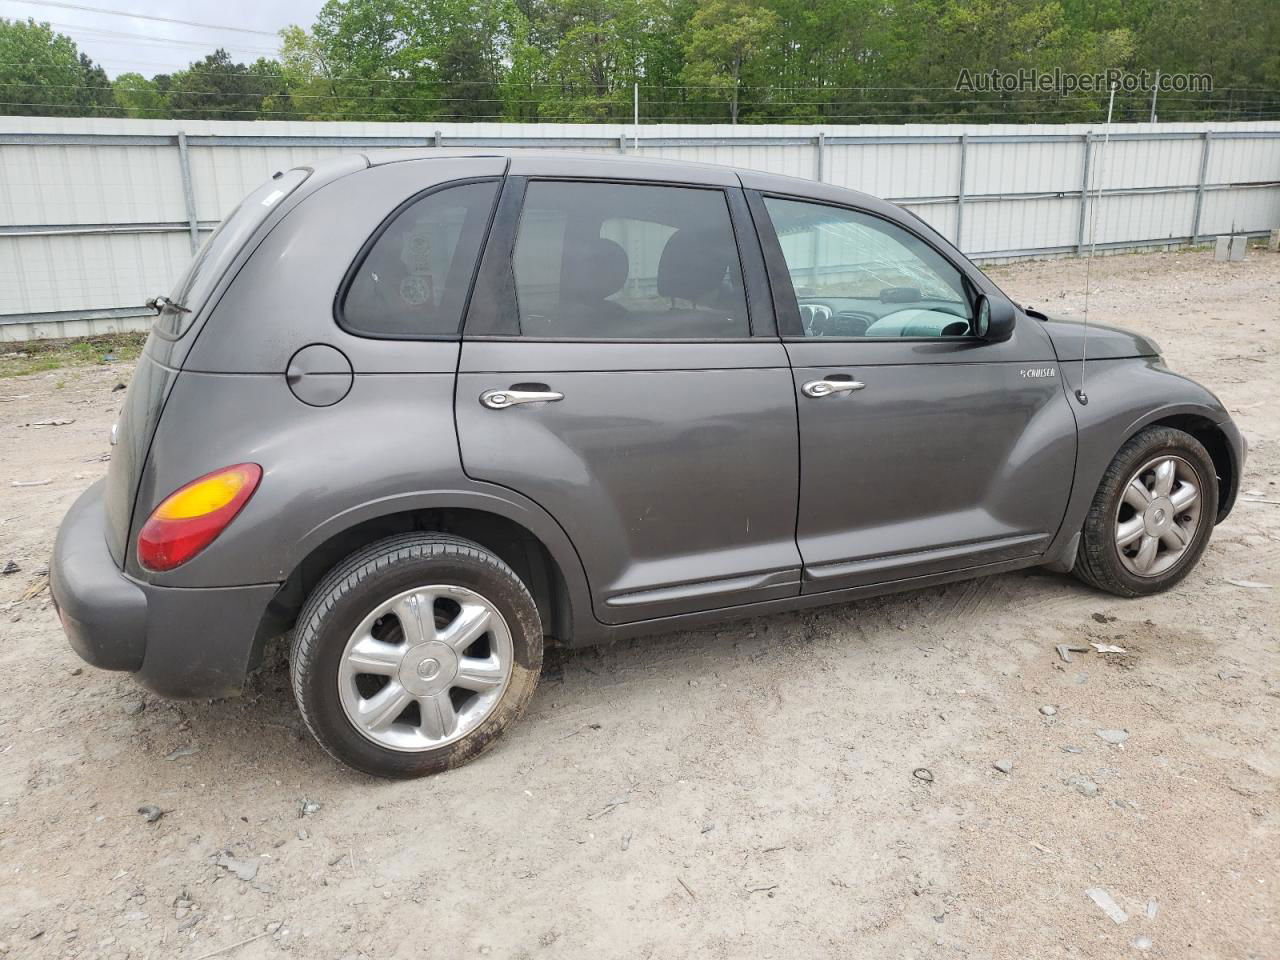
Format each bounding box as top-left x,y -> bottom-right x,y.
1073,426 -> 1218,597
290,533 -> 543,778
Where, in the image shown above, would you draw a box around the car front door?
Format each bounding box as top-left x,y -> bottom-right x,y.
455,173 -> 801,624
749,189 -> 1077,593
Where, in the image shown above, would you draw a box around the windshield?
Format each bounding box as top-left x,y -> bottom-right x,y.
154,168 -> 309,338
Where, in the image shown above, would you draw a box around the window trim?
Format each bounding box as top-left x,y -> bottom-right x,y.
461,176 -> 763,344
333,176 -> 503,342
747,189 -> 985,343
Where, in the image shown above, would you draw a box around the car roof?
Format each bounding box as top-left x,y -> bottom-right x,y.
341,148 -> 886,211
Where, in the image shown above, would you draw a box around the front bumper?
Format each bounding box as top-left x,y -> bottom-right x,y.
1215,415 -> 1247,523
51,480 -> 280,698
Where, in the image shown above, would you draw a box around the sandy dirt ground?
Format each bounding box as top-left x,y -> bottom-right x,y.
0,247 -> 1277,960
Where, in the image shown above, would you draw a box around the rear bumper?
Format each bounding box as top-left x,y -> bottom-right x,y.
51,480 -> 280,698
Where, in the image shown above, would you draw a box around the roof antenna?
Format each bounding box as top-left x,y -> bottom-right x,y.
1077,82 -> 1117,407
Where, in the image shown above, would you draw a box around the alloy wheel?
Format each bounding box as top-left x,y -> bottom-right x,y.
337,585 -> 513,752
1113,454 -> 1202,578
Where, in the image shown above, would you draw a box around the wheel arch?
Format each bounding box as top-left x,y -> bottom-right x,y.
1045,392 -> 1242,574
1124,408 -> 1239,522
259,492 -> 595,649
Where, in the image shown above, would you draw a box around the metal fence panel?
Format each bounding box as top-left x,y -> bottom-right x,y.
1202,187 -> 1280,236
0,116 -> 1277,333
0,230 -> 188,314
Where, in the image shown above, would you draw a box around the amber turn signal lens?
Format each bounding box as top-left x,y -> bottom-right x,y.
137,463 -> 262,571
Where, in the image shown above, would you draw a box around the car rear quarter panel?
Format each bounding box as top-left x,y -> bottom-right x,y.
130,156 -> 596,637
102,155 -> 369,564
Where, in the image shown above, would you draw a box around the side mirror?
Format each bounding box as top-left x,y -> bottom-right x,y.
974,294 -> 1016,342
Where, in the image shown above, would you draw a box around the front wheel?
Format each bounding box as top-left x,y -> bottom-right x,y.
290,534 -> 543,778
1074,426 -> 1218,597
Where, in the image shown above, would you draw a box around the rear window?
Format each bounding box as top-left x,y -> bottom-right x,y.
154,168 -> 309,339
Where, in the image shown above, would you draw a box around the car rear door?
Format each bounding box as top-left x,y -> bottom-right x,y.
747,186 -> 1076,593
455,162 -> 801,624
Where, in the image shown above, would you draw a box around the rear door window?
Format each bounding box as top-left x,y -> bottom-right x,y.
155,168 -> 309,339
510,181 -> 750,339
339,180 -> 500,338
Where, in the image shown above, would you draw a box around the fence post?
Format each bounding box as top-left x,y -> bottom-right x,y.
1191,130 -> 1213,243
955,134 -> 968,250
175,131 -> 199,255
619,133 -> 628,154
1076,132 -> 1093,254
433,129 -> 443,148
815,131 -> 825,182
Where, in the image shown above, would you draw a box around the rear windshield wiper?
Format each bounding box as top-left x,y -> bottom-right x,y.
146,295 -> 191,314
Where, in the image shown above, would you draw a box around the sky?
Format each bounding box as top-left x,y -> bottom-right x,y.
1,0 -> 328,77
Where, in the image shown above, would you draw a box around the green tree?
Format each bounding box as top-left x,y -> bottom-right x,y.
0,17 -> 113,117
502,7 -> 549,120
393,0 -> 517,120
1128,0 -> 1280,118
74,52 -> 116,116
306,0 -> 408,119
167,49 -> 283,120
680,0 -> 778,122
5,0 -> 1280,126
250,57 -> 300,119
112,72 -> 168,118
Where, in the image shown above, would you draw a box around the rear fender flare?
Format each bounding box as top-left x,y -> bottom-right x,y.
291,486 -> 598,635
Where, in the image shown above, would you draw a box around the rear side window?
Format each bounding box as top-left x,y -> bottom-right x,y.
156,168 -> 308,339
340,180 -> 499,338
510,181 -> 750,339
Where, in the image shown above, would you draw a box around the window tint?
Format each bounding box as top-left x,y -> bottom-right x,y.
763,196 -> 974,339
511,181 -> 749,339
341,180 -> 498,338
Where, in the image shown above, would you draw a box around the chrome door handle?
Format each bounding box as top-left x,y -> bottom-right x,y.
480,388 -> 565,410
802,379 -> 865,398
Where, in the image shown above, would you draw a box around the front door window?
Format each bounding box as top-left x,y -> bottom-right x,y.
763,196 -> 974,339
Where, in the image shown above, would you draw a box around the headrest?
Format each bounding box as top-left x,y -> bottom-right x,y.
657,228 -> 731,302
566,238 -> 629,302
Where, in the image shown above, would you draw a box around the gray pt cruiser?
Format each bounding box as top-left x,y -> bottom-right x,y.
51,151 -> 1245,777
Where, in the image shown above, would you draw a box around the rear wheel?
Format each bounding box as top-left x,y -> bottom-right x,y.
1074,426 -> 1218,597
290,534 -> 543,778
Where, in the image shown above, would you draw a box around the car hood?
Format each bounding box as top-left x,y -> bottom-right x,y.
1032,312 -> 1161,362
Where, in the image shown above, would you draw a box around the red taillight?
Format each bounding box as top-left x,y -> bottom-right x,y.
137,463 -> 262,571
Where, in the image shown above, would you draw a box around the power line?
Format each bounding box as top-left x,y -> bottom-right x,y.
0,70 -> 1273,108
72,37 -> 276,57
6,81 -> 1171,107
39,19 -> 280,56
1,62 -> 1275,97
0,63 -> 1274,98
4,0 -> 280,36
6,95 -> 1272,123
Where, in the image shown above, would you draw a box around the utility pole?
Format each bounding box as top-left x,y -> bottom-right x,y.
634,82 -> 639,151
1149,68 -> 1160,123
